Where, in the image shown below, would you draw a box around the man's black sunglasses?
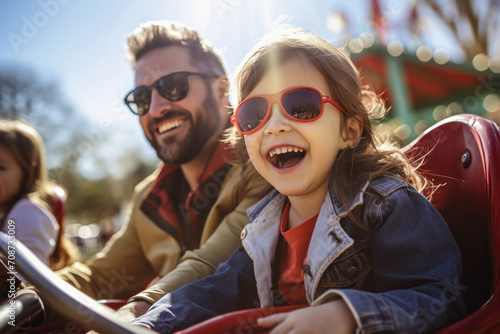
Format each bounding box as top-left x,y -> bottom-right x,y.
123,71 -> 218,115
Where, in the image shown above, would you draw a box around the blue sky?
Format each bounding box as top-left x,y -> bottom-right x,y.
0,0 -> 467,177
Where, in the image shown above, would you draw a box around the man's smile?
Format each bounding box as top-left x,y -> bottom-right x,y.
157,118 -> 187,134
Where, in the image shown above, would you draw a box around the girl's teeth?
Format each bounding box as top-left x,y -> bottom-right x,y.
269,146 -> 304,157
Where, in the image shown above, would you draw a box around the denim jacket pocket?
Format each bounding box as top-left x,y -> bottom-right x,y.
315,241 -> 372,297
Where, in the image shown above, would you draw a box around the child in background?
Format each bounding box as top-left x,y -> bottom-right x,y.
0,119 -> 78,272
132,27 -> 466,333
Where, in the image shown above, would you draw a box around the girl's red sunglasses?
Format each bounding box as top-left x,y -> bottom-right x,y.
230,86 -> 347,135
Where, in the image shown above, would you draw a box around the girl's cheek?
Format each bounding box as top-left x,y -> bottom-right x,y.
244,136 -> 262,165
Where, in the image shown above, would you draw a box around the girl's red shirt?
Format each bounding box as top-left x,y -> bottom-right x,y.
279,201 -> 318,305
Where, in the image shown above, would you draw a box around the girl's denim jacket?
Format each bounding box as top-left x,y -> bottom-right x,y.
133,175 -> 467,333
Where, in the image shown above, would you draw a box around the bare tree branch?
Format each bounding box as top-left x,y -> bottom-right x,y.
419,0 -> 493,60
0,64 -> 88,170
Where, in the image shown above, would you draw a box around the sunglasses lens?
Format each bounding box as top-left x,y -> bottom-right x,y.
157,72 -> 190,102
282,88 -> 322,120
125,87 -> 151,115
124,72 -> 193,115
237,97 -> 269,133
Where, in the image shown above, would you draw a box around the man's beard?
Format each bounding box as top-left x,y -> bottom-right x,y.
149,89 -> 221,165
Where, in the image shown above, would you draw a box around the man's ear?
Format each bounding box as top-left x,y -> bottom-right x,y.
213,75 -> 231,122
342,115 -> 363,148
214,75 -> 229,104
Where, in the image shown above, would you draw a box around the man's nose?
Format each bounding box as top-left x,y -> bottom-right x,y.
148,89 -> 173,117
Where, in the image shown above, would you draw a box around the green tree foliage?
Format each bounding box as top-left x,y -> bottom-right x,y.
60,156 -> 157,224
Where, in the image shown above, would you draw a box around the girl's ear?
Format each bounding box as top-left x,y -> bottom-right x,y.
341,115 -> 363,149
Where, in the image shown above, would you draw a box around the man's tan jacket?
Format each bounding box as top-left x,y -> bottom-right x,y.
57,164 -> 269,304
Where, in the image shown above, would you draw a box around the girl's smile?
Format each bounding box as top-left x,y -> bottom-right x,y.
266,144 -> 305,169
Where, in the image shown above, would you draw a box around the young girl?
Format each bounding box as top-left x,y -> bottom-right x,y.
0,120 -> 78,272
132,27 -> 466,333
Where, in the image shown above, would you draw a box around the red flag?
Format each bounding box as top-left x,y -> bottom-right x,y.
410,3 -> 421,40
371,0 -> 387,44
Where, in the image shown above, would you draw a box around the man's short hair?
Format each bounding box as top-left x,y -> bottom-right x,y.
125,20 -> 226,76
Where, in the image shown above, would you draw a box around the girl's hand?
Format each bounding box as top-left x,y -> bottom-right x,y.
257,300 -> 356,334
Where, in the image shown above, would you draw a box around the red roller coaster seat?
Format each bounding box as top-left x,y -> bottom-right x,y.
423,115 -> 500,333
176,114 -> 500,334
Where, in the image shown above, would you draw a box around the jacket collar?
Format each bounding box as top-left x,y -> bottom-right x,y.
246,180 -> 370,222
140,140 -> 234,250
327,180 -> 370,219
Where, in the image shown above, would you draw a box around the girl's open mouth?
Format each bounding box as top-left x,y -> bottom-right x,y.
267,146 -> 306,169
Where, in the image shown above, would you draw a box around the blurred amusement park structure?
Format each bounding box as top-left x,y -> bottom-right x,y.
350,39 -> 500,142
344,0 -> 500,143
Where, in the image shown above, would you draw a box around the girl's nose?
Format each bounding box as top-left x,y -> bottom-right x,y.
148,90 -> 173,118
263,103 -> 292,135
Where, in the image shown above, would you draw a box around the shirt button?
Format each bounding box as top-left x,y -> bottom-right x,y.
240,229 -> 247,240
347,266 -> 359,279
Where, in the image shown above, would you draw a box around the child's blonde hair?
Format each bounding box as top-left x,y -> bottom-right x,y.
227,27 -> 425,216
0,119 -> 79,270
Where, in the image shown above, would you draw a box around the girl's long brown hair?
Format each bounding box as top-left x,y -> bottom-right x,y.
226,27 -> 425,220
0,119 -> 79,270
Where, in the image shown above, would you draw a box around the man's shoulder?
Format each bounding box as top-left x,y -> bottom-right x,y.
224,164 -> 271,196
